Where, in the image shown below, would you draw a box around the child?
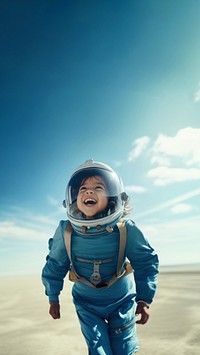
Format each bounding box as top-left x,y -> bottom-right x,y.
42,159 -> 159,354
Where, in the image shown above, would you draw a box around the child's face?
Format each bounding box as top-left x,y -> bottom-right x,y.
77,176 -> 108,218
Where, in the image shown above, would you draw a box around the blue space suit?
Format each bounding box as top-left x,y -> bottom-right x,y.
42,218 -> 159,354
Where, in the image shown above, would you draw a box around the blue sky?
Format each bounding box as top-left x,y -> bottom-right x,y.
0,0 -> 200,275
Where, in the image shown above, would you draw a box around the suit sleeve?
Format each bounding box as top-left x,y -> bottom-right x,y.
125,220 -> 159,304
41,220 -> 71,303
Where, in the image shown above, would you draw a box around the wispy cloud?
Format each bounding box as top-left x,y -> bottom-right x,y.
125,185 -> 147,193
128,136 -> 151,162
194,82 -> 200,102
150,155 -> 171,166
142,215 -> 200,243
170,203 -> 192,214
194,89 -> 200,102
127,128 -> 200,186
135,188 -> 200,219
141,215 -> 200,265
47,195 -> 60,206
112,160 -> 122,167
0,220 -> 50,240
147,166 -> 200,186
146,127 -> 200,185
151,127 -> 200,166
0,206 -> 65,241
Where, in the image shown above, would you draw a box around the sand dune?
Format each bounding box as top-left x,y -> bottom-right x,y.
0,271 -> 200,355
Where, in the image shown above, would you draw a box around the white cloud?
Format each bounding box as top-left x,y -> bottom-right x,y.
128,136 -> 151,161
125,185 -> 147,193
47,195 -> 60,206
152,127 -> 200,166
141,215 -> 200,265
170,203 -> 192,214
142,215 -> 200,244
135,188 -> 200,219
194,90 -> 200,102
112,160 -> 122,167
151,155 -> 171,166
145,127 -> 200,185
0,220 -> 50,240
0,206 -> 65,241
128,128 -> 200,187
147,166 -> 200,186
194,83 -> 200,102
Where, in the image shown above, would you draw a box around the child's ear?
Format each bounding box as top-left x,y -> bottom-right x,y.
121,192 -> 129,202
63,200 -> 66,208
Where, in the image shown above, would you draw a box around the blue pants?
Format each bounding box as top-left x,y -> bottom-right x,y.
74,297 -> 139,354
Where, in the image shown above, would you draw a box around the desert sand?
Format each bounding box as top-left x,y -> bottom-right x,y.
0,271 -> 200,355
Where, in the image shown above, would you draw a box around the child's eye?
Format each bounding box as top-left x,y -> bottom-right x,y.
79,186 -> 86,192
95,185 -> 104,190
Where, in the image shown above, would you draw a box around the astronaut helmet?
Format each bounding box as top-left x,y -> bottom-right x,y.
63,159 -> 128,233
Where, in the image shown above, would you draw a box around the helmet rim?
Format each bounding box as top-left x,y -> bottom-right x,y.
64,160 -> 127,232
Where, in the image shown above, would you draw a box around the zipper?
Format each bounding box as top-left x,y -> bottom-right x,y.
76,257 -> 112,264
114,319 -> 135,334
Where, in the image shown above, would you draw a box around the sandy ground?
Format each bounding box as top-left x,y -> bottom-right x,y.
0,271 -> 200,355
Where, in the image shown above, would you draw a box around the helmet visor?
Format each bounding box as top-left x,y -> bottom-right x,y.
66,168 -> 124,221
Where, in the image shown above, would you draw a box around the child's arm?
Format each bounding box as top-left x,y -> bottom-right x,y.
125,220 -> 159,320
41,221 -> 70,318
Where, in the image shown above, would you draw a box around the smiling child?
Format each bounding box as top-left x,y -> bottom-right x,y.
42,159 -> 159,354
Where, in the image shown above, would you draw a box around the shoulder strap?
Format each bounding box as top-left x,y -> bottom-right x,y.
116,219 -> 127,276
64,222 -> 73,262
64,221 -> 97,287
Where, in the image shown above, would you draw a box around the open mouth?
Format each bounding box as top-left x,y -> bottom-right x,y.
84,198 -> 97,205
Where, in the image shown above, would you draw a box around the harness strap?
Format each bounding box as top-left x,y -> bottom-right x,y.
116,220 -> 127,276
64,222 -> 96,287
65,222 -> 73,261
105,220 -> 127,287
64,220 -> 129,288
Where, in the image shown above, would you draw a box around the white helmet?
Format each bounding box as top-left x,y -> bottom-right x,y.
63,159 -> 128,233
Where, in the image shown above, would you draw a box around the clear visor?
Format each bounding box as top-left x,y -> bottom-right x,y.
66,168 -> 124,221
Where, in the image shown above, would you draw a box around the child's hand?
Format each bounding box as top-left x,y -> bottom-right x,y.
135,301 -> 149,325
49,302 -> 60,319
